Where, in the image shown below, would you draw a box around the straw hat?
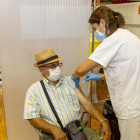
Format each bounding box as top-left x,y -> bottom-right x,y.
34,48 -> 63,67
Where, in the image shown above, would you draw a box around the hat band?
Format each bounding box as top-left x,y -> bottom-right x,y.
37,55 -> 58,65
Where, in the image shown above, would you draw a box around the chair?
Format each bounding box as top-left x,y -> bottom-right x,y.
81,111 -> 102,135
34,127 -> 45,140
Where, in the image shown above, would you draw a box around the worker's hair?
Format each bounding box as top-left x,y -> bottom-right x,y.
89,6 -> 126,36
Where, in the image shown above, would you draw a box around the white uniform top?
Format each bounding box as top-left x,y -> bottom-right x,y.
89,28 -> 140,119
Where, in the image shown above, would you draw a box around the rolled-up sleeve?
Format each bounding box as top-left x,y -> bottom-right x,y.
23,87 -> 41,119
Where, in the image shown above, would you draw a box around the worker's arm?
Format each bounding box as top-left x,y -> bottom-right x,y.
74,59 -> 99,78
29,118 -> 68,140
84,73 -> 105,82
75,87 -> 111,140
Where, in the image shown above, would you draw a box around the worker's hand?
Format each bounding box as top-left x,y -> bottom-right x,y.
51,125 -> 68,140
71,75 -> 80,88
100,121 -> 111,140
84,73 -> 101,82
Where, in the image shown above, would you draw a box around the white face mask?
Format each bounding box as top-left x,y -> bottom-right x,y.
94,24 -> 107,42
45,66 -> 61,82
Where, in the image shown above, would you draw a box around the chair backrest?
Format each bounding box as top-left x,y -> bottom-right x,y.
34,127 -> 45,140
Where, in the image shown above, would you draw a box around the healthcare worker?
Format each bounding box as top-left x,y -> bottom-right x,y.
71,6 -> 140,140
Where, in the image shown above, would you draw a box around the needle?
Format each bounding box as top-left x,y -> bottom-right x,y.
81,81 -> 85,84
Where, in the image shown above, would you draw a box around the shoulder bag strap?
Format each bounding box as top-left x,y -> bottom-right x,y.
40,80 -> 65,131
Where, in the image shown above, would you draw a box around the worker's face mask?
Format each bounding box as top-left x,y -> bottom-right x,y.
94,24 -> 107,42
44,66 -> 61,81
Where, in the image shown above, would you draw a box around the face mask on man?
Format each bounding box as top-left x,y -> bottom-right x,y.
94,24 -> 107,42
44,66 -> 61,81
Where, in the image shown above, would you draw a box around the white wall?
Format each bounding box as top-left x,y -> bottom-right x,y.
104,2 -> 140,25
127,25 -> 140,39
103,2 -> 140,38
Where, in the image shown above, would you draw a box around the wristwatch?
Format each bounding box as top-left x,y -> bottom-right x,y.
99,118 -> 108,123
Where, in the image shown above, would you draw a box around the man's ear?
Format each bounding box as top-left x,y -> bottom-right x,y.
39,67 -> 44,74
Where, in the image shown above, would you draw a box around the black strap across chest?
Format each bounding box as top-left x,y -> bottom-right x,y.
40,80 -> 65,132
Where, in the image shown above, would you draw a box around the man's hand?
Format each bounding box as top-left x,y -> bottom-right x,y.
29,118 -> 68,140
74,88 -> 111,140
100,121 -> 111,140
51,125 -> 68,140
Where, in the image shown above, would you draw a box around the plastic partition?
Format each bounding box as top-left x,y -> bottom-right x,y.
0,0 -> 91,140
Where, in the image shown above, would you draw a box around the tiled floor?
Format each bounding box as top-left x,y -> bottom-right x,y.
0,86 -> 7,140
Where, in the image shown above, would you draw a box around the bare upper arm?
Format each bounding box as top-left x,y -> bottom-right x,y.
75,87 -> 91,108
28,118 -> 41,126
74,59 -> 99,78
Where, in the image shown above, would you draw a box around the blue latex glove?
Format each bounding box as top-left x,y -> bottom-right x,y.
84,73 -> 101,82
71,75 -> 80,89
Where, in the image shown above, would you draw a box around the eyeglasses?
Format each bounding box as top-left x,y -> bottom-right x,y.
43,63 -> 62,69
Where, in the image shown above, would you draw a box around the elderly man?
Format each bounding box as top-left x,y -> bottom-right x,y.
23,48 -> 111,140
